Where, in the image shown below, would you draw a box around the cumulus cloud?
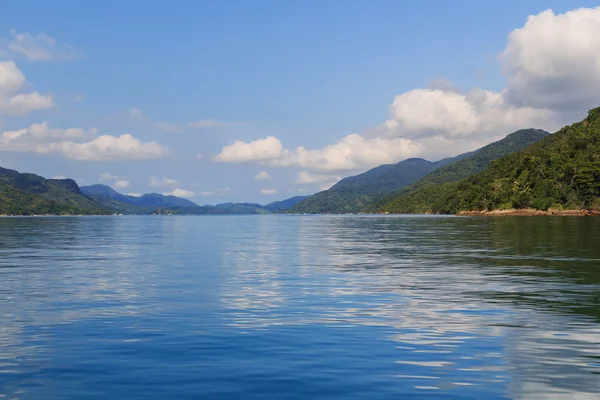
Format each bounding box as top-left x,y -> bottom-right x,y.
1,121 -> 168,161
384,87 -> 552,139
1,29 -> 81,62
294,171 -> 340,185
253,171 -> 271,181
502,7 -> 600,113
150,177 -> 180,187
214,136 -> 285,163
212,7 -> 600,173
260,188 -> 278,195
37,134 -> 168,161
162,188 -> 196,198
0,61 -> 53,115
215,134 -> 421,171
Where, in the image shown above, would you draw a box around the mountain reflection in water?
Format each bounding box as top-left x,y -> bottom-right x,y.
1,216 -> 599,399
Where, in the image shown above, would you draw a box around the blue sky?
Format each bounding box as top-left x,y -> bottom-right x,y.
1,1 -> 599,203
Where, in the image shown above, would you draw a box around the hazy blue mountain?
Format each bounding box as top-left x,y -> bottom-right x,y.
81,184 -> 199,212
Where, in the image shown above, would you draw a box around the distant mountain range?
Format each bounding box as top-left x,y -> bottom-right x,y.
287,128 -> 548,214
3,108 -> 599,216
0,170 -> 308,215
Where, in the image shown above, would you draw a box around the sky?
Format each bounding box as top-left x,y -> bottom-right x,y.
1,1 -> 599,203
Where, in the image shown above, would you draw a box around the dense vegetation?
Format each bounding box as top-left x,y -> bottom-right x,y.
0,168 -> 108,215
377,108 -> 600,213
0,170 -> 307,216
373,129 -> 549,212
287,157 -> 464,214
288,128 -> 547,214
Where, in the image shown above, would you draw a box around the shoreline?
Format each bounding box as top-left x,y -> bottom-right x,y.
456,209 -> 600,216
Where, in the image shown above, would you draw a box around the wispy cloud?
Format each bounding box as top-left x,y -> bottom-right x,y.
1,29 -> 82,62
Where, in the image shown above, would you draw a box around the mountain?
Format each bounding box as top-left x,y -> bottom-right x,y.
81,184 -> 307,214
81,184 -> 198,213
374,128 -> 550,213
286,158 -> 448,214
264,196 -> 308,212
165,197 -> 309,215
0,167 -> 107,215
377,108 -> 600,214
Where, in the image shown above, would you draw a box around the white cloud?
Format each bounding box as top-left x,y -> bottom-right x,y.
162,188 -> 196,198
215,134 -> 421,171
52,175 -> 67,179
502,7 -> 600,113
195,153 -> 202,160
253,171 -> 271,181
214,136 -> 284,163
1,29 -> 81,62
0,61 -> 53,115
199,187 -> 232,197
37,133 -> 168,161
295,171 -> 341,185
260,188 -> 278,195
385,87 -> 552,139
1,121 -> 168,161
212,8 -> 600,172
114,179 -> 130,189
126,193 -> 141,197
150,177 -> 180,187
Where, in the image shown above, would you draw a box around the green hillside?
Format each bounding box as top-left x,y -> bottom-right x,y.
378,108 -> 600,214
0,167 -> 108,215
287,158 -> 454,214
373,129 -> 549,212
288,128 -> 547,214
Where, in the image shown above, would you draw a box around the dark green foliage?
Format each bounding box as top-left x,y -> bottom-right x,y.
287,158 -> 450,214
289,128 -> 547,214
0,168 -> 108,215
377,108 -> 600,213
81,184 -> 199,213
374,129 -> 549,212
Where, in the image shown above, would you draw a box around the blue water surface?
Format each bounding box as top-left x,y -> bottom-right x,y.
1,215 -> 599,399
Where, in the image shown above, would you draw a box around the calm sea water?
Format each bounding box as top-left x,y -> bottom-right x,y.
1,215 -> 599,399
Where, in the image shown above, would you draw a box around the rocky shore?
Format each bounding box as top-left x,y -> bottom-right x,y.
457,209 -> 600,216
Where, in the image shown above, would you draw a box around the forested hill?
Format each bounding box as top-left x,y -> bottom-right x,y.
288,128 -> 548,214
373,128 -> 549,212
286,157 -> 463,214
377,108 -> 600,214
0,167 -> 107,215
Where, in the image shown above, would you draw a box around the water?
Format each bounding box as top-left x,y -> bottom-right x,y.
1,215 -> 599,399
